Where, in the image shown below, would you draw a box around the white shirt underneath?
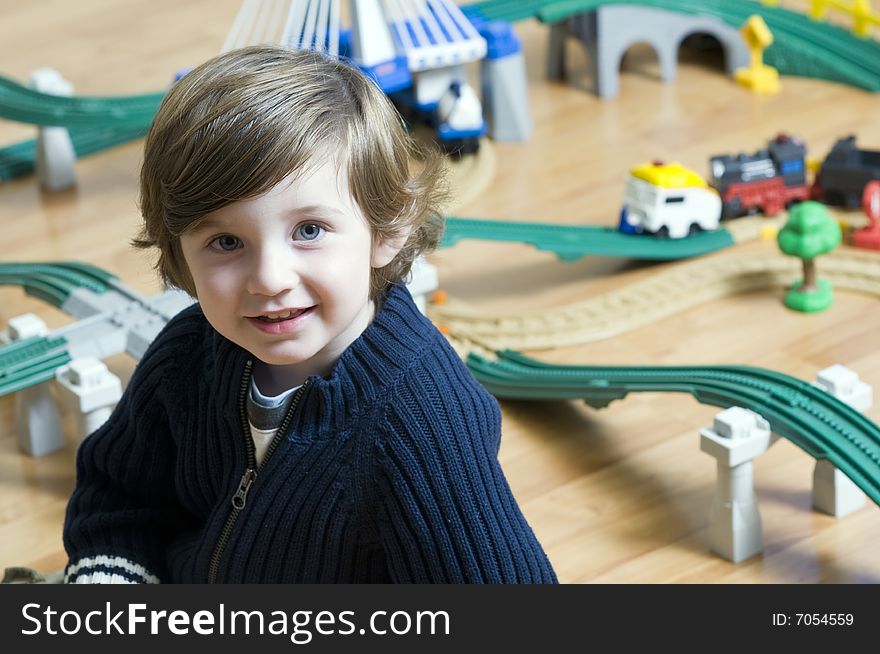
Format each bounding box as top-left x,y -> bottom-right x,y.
248,378 -> 301,467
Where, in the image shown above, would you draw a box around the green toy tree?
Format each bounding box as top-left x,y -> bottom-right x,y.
776,201 -> 841,313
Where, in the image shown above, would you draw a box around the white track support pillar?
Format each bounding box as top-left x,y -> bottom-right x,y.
811,365 -> 871,517
55,358 -> 122,441
29,68 -> 76,192
9,314 -> 65,456
480,22 -> 533,141
405,256 -> 439,315
700,407 -> 775,563
349,0 -> 396,67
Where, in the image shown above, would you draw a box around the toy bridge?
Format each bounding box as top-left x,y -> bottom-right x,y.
1,0 -> 490,182
0,262 -> 192,398
463,0 -> 880,92
468,349 -> 880,507
223,0 -> 486,88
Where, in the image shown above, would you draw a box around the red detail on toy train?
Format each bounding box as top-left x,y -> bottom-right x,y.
723,178 -> 811,216
853,181 -> 880,251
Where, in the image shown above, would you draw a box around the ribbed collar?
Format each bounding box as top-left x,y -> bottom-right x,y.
207,283 -> 436,434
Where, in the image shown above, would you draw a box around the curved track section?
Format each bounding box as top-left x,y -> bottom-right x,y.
429,248 -> 880,351
0,262 -> 115,306
0,76 -> 163,128
1,261 -> 132,397
464,0 -> 880,91
0,125 -> 150,182
468,349 -> 880,506
0,77 -> 161,181
442,217 -> 735,260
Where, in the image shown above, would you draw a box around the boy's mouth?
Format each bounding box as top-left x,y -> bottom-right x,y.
253,307 -> 311,323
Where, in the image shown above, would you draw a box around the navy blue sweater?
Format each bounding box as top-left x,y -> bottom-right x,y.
63,284 -> 557,583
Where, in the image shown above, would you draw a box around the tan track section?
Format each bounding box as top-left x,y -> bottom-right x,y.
412,130 -> 497,214
442,138 -> 496,212
430,247 -> 880,354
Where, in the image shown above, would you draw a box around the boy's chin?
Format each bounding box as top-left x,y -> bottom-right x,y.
254,340 -> 337,371
254,348 -> 316,368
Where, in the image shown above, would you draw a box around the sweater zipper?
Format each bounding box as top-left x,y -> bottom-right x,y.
206,359 -> 309,583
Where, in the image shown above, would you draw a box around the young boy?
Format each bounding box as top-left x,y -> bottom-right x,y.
63,46 -> 556,584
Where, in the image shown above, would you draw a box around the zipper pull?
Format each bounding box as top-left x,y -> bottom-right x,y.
231,468 -> 257,510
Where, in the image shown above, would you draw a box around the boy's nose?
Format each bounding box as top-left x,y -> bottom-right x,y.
245,249 -> 299,297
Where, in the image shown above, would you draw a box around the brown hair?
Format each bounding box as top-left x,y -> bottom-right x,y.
135,45 -> 446,299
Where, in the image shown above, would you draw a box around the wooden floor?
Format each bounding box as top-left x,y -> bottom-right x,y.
2,0 -> 880,583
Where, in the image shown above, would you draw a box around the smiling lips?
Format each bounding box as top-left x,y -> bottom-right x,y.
255,308 -> 309,323
247,306 -> 314,334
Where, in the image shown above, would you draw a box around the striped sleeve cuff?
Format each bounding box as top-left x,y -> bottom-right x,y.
65,555 -> 161,584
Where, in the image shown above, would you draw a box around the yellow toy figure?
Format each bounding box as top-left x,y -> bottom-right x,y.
735,15 -> 780,94
810,0 -> 878,39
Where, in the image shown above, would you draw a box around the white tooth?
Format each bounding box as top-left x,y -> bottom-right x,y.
260,310 -> 296,320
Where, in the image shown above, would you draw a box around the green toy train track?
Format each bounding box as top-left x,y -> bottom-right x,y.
469,350 -> 880,506
0,262 -> 116,393
0,76 -> 163,128
0,124 -> 150,182
0,261 -> 115,306
0,335 -> 71,396
442,216 -> 735,260
0,76 -> 161,181
464,0 -> 880,91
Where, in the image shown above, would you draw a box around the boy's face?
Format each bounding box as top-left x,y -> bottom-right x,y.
179,161 -> 401,387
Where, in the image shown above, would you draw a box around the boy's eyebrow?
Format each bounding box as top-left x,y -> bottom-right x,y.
189,209 -> 346,232
295,204 -> 347,219
188,205 -> 347,234
188,216 -> 223,234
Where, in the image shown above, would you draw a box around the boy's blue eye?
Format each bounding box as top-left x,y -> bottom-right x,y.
296,223 -> 323,241
211,235 -> 241,251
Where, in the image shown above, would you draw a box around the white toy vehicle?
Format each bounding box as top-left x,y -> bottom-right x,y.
621,161 -> 722,238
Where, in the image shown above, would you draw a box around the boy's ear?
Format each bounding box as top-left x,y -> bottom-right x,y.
371,227 -> 412,269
